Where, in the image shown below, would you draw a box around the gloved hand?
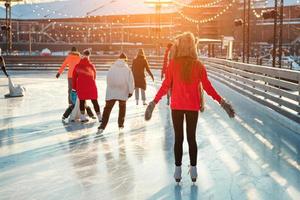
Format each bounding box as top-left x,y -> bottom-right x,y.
145,101 -> 156,121
70,90 -> 77,104
220,99 -> 235,118
56,73 -> 60,78
128,93 -> 132,98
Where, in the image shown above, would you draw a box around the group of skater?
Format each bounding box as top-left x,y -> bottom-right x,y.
57,46 -> 155,134
56,32 -> 235,183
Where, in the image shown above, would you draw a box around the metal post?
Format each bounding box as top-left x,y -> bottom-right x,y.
272,0 -> 278,68
29,24 -> 32,55
247,0 -> 251,63
278,0 -> 284,68
242,0 -> 246,62
5,2 -> 9,54
156,2 -> 161,56
121,25 -> 124,52
9,2 -> 12,52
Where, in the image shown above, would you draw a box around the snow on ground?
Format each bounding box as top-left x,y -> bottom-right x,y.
0,70 -> 300,200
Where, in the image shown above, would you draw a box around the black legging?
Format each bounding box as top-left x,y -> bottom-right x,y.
80,99 -> 100,114
171,110 -> 199,166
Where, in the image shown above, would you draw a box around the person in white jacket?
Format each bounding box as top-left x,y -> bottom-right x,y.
98,53 -> 134,133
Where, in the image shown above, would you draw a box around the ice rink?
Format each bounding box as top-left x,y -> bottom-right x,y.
0,71 -> 300,200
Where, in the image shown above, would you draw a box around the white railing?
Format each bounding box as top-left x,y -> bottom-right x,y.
202,57 -> 300,123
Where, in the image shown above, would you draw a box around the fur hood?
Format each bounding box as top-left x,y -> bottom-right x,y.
112,59 -> 129,68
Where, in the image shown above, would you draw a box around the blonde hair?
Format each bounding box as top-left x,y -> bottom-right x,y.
137,48 -> 145,58
172,32 -> 199,83
173,32 -> 198,59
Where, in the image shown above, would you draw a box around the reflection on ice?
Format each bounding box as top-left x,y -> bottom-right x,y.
0,71 -> 299,200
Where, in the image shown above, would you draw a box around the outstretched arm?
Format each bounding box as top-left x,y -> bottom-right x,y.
200,62 -> 235,117
161,49 -> 170,80
145,60 -> 154,81
153,61 -> 173,104
57,57 -> 69,78
200,64 -> 222,103
145,61 -> 172,121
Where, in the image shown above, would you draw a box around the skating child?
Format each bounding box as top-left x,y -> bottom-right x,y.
62,90 -> 96,121
145,32 -> 235,183
132,48 -> 154,105
98,53 -> 134,133
72,49 -> 101,123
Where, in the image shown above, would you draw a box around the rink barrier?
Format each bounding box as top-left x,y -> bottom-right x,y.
202,57 -> 300,123
3,55 -> 164,71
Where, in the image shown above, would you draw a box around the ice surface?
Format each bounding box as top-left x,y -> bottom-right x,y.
0,71 -> 300,200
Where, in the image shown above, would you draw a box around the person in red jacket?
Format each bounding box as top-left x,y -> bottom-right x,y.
145,32 -> 235,183
72,49 -> 101,123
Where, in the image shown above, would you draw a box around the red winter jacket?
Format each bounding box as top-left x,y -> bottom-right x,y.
72,58 -> 98,100
154,58 -> 222,111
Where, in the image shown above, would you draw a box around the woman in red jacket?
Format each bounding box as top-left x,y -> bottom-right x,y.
145,32 -> 235,183
72,49 -> 101,123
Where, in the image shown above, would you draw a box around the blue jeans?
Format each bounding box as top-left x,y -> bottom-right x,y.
135,88 -> 146,101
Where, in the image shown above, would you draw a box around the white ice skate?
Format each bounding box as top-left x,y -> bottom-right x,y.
136,100 -> 139,105
97,128 -> 104,134
174,166 -> 182,183
189,166 -> 197,182
143,101 -> 147,106
80,114 -> 89,123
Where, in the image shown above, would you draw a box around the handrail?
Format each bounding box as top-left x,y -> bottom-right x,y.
202,57 -> 300,123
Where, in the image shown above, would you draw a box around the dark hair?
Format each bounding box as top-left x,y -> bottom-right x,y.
119,52 -> 127,61
167,43 -> 173,49
83,49 -> 91,56
71,47 -> 77,52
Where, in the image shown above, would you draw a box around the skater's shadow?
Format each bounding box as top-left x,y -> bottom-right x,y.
67,134 -> 99,188
148,184 -> 198,200
174,184 -> 198,200
62,120 -> 96,132
96,132 -> 134,198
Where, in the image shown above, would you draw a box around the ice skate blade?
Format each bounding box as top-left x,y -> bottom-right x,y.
4,94 -> 24,98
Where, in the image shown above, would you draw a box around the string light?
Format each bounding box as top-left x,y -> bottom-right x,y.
173,0 -> 223,8
32,4 -> 86,19
178,0 -> 235,24
251,0 -> 269,18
